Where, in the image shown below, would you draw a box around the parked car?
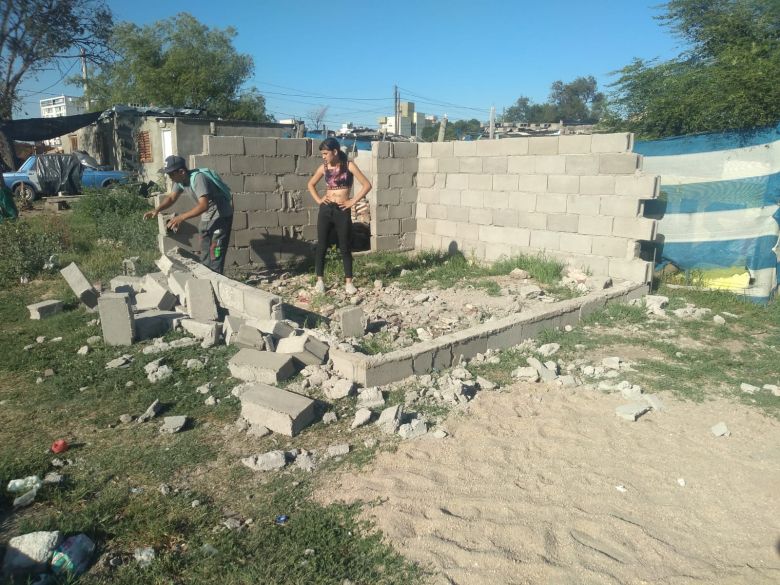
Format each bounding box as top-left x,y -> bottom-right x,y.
3,154 -> 132,203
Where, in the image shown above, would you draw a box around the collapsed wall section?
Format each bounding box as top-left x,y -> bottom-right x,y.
414,134 -> 658,283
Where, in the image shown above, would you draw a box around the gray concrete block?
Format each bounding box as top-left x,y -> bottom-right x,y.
591,132 -> 632,153
206,135 -> 244,155
264,156 -> 296,174
336,306 -> 366,338
135,310 -> 183,341
223,315 -> 245,345
167,271 -> 193,302
180,319 -> 222,345
245,174 -> 278,191
240,382 -> 316,437
615,402 -> 650,421
110,275 -> 143,293
60,262 -> 99,308
243,288 -> 282,320
234,324 -> 266,350
277,138 -> 308,156
185,279 -> 219,321
98,292 -> 135,346
231,156 -> 263,175
275,334 -> 329,361
229,348 -> 297,384
244,137 -> 277,156
599,153 -> 639,175
376,404 -> 403,435
250,319 -> 296,338
527,136 -> 559,154
27,300 -> 63,320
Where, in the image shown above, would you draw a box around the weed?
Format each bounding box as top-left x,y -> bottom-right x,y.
0,216 -> 65,288
356,331 -> 394,355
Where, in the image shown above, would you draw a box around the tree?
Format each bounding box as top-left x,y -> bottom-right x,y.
502,77 -> 605,125
420,118 -> 482,141
605,0 -> 780,138
503,96 -> 532,123
306,106 -> 329,131
87,13 -> 272,122
0,0 -> 113,119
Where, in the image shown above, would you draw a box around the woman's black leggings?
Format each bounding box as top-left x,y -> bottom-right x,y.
315,203 -> 353,278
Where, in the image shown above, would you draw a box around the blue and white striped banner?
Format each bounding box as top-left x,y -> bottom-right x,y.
635,124 -> 780,302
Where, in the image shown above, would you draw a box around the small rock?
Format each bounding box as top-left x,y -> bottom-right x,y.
186,359 -> 204,371
510,268 -> 529,279
36,336 -> 46,343
322,412 -> 338,425
86,335 -> 102,345
711,422 -> 730,437
159,484 -> 171,495
537,343 -> 560,357
50,337 -> 63,343
241,450 -> 287,472
602,357 -> 621,370
324,379 -> 355,400
247,424 -> 270,438
326,444 -> 350,458
615,403 -> 650,421
43,472 -> 63,485
373,279 -> 383,290
204,396 -> 217,406
376,404 -> 403,435
134,547 -> 155,568
148,365 -> 172,383
398,418 -> 427,439
356,387 -> 384,409
159,416 -> 187,434
740,382 -> 759,394
351,408 -> 372,429
125,381 -> 134,388
119,414 -> 133,424
677,478 -> 686,487
564,325 -> 573,332
196,382 -> 212,394
191,500 -> 201,508
413,293 -> 429,303
77,345 -> 90,356
763,384 -> 780,397
512,366 -> 540,382
476,376 -> 496,390
296,451 -> 316,472
432,429 -> 448,439
105,355 -> 133,369
713,315 -> 726,325
44,368 -> 55,377
364,438 -> 378,448
643,394 -> 665,411
136,399 -> 162,423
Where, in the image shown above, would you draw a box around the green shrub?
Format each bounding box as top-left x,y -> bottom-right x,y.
71,189 -> 157,251
0,218 -> 65,288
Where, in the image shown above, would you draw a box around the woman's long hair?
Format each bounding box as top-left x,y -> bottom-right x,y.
319,137 -> 348,171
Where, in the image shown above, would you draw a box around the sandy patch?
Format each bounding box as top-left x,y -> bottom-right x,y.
318,384 -> 780,584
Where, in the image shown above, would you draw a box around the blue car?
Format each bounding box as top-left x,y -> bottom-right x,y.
3,154 -> 132,203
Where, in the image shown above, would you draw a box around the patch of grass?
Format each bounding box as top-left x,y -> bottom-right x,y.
356,331 -> 394,355
0,215 -> 66,288
489,253 -> 564,285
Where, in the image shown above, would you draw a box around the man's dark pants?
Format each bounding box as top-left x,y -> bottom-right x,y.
199,216 -> 232,274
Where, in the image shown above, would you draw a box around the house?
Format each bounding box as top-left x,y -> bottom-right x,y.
62,105 -> 303,180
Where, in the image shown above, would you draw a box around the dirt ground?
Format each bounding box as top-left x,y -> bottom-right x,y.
318,383 -> 780,584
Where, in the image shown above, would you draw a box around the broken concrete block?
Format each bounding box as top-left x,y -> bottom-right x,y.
537,343 -> 560,357
60,263 -> 99,308
137,399 -> 162,423
159,416 -> 187,434
167,271 -> 193,302
186,279 -> 219,321
122,257 -> 139,276
134,310 -> 184,341
250,319 -> 295,338
27,300 -> 63,320
526,357 -> 557,381
228,348 -> 296,384
2,531 -> 61,575
135,274 -> 177,311
512,366 -> 540,382
376,404 -> 403,435
336,306 -> 366,338
615,403 -> 650,421
110,275 -> 143,294
326,444 -> 350,458
398,418 -> 427,439
239,382 -> 316,437
643,394 -> 665,411
275,334 -> 329,362
351,408 -> 372,429
223,315 -> 246,345
711,422 -> 730,437
241,450 -> 287,472
233,325 -> 266,351
98,293 -> 135,346
324,379 -> 355,400
179,319 -> 221,345
356,387 -> 385,409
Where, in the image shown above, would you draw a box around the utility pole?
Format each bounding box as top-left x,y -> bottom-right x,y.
489,106 -> 495,139
80,48 -> 89,109
394,85 -> 399,136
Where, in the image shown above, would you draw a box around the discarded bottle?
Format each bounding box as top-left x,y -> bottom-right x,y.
7,475 -> 42,493
51,439 -> 69,454
211,229 -> 224,259
274,514 -> 289,526
13,488 -> 37,507
51,534 -> 96,576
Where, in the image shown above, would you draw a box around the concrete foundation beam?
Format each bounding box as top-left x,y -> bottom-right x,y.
135,310 -> 184,341
27,300 -> 63,320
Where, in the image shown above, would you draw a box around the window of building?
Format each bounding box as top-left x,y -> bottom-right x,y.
137,130 -> 153,163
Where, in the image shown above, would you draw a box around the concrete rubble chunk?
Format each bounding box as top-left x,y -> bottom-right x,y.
357,387 -> 385,409
241,450 -> 287,472
326,444 -> 350,458
27,300 -> 63,320
239,382 -> 316,437
186,279 -> 219,322
60,263 -> 99,309
275,334 -> 329,363
223,315 -> 245,345
135,310 -> 183,341
602,356 -> 621,370
322,412 -> 337,424
160,415 -> 187,434
526,357 -> 557,381
585,276 -> 612,290
476,376 -> 497,390
122,257 -> 139,276
2,531 -> 61,575
295,451 -> 316,472
764,384 -> 780,397
250,319 -> 296,338
229,349 -> 296,384
376,404 -> 403,435
86,335 -> 102,345
713,315 -> 726,325
137,399 -> 162,423
167,271 -> 193,302
337,306 -> 366,338
98,293 -> 135,346
739,382 -> 759,394
324,378 -> 355,400
247,423 -> 270,437
512,366 -> 540,382
643,394 -> 665,411
233,325 -> 266,351
615,403 -> 651,421
620,385 -> 643,400
398,418 -> 428,439
351,408 -> 372,429
510,268 -> 529,279
110,275 -> 143,294
180,319 -> 221,346
537,343 -> 560,357
711,422 -> 730,437
105,354 -> 133,369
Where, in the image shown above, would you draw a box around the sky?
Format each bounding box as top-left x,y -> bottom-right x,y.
17,0 -> 687,127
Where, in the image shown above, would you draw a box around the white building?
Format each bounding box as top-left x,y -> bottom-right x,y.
378,101 -> 429,138
40,95 -> 87,146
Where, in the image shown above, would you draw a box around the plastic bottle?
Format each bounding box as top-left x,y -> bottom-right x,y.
51,534 -> 96,576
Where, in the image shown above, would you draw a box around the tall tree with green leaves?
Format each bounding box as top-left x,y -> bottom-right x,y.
502,77 -> 605,124
0,0 -> 113,119
87,13 -> 272,122
605,0 -> 780,138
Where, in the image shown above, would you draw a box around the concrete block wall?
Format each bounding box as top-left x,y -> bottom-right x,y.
413,133 -> 659,283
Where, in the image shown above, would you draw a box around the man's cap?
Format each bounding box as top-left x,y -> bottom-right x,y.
160,155 -> 186,174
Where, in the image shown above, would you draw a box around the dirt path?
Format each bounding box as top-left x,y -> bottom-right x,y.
318,383 -> 780,584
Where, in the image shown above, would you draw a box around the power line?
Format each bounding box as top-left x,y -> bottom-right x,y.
397,85 -> 489,113
17,60 -> 79,98
255,81 -> 388,101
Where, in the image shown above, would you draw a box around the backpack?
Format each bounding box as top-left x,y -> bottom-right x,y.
190,168 -> 232,208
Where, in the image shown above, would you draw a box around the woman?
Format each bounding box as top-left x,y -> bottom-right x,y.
307,138 -> 372,294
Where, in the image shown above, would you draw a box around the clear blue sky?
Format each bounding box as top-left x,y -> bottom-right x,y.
17,0 -> 686,127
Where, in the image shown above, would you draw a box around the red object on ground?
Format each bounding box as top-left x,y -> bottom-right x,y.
51,439 -> 69,454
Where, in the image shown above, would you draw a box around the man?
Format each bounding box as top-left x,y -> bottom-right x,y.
144,155 -> 233,274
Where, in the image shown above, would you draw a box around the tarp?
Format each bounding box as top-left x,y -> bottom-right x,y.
32,154 -> 83,195
0,111 -> 102,142
635,123 -> 780,303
